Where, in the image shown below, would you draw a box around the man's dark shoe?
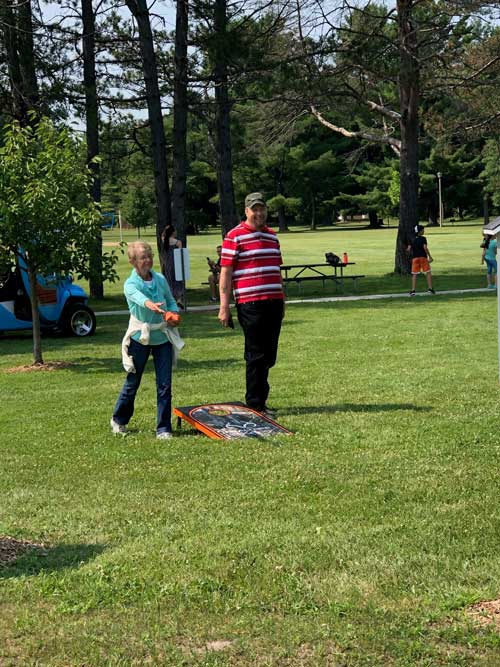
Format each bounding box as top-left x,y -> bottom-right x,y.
246,404 -> 277,418
427,288 -> 436,294
410,290 -> 416,296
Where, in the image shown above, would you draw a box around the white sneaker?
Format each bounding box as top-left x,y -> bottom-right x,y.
110,418 -> 127,435
157,431 -> 173,440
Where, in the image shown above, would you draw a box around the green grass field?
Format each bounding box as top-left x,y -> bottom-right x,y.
93,219 -> 489,310
1,222 -> 500,666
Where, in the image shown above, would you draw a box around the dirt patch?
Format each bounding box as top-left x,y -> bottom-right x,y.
0,536 -> 48,566
205,640 -> 233,652
103,242 -> 122,247
177,638 -> 234,657
4,361 -> 74,374
466,599 -> 500,630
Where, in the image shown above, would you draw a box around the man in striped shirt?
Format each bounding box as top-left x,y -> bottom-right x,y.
218,192 -> 285,417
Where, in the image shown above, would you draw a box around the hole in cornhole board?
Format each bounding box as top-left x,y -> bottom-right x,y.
173,402 -> 293,440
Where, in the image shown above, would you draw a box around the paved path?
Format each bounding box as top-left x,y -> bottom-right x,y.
95,287 -> 493,317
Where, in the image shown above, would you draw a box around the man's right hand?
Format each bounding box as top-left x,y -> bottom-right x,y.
218,305 -> 232,328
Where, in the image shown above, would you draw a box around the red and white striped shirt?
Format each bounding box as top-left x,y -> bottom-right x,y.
221,221 -> 284,304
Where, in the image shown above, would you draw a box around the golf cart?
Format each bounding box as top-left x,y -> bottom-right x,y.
0,252 -> 96,337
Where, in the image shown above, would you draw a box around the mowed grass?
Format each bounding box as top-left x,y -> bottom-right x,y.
94,219 -> 489,310
1,290 -> 500,665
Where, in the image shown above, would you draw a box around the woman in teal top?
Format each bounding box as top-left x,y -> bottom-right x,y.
111,241 -> 180,439
481,236 -> 497,289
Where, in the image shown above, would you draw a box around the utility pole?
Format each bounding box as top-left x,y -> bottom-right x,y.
437,172 -> 443,227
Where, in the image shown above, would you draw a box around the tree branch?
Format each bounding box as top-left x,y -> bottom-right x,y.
310,105 -> 401,154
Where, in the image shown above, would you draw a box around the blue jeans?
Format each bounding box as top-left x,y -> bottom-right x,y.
113,338 -> 173,434
485,258 -> 497,275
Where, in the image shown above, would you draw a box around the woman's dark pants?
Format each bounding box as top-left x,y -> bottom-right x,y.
113,338 -> 173,434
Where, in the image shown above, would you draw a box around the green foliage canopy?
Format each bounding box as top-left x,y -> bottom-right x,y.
0,116 -> 118,282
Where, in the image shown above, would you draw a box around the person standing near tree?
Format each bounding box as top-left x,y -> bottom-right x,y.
218,192 -> 285,417
407,225 -> 435,296
161,224 -> 184,308
481,235 -> 497,289
207,245 -> 222,301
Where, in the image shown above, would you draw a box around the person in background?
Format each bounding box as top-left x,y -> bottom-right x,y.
481,234 -> 497,289
161,224 -> 184,308
207,245 -> 222,302
218,192 -> 285,417
111,241 -> 183,440
407,225 -> 435,296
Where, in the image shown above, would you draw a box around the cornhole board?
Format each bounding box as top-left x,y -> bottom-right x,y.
173,402 -> 293,440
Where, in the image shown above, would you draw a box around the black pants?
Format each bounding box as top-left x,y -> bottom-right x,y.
236,299 -> 284,410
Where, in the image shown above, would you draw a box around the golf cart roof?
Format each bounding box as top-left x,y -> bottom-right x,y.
483,216 -> 500,236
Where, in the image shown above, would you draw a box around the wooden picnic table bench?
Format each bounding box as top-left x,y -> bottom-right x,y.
280,262 -> 364,294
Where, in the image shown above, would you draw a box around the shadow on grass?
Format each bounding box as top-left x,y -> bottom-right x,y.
282,402 -> 432,416
49,356 -> 243,373
0,542 -> 106,579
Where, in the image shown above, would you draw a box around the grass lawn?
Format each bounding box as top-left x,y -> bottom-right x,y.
1,286 -> 500,665
92,219 -> 489,310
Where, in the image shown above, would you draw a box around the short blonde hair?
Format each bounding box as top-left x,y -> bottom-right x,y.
127,241 -> 153,263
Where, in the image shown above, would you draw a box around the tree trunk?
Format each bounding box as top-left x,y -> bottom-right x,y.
395,0 -> 419,275
125,0 -> 172,272
0,0 -> 39,123
26,263 -> 43,365
82,0 -> 103,299
275,157 -> 288,232
427,202 -> 438,226
368,211 -> 381,228
483,192 -> 489,225
214,0 -> 238,237
277,207 -> 288,233
171,0 -> 189,248
310,196 -> 316,230
0,0 -> 25,120
17,0 -> 39,111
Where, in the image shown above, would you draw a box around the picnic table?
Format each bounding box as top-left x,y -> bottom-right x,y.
280,262 -> 364,294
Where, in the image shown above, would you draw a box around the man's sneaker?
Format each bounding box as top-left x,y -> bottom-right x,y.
410,290 -> 416,296
210,296 -> 218,302
157,431 -> 173,440
261,405 -> 277,418
427,288 -> 436,294
110,418 -> 127,435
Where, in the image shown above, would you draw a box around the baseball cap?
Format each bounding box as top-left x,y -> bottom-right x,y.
245,192 -> 266,209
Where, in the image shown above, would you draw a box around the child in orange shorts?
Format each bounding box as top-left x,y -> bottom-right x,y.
407,225 -> 435,296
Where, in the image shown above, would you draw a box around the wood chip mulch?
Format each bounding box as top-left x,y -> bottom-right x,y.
0,536 -> 48,567
466,599 -> 500,630
4,361 -> 74,374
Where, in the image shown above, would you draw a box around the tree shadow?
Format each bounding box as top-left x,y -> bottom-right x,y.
177,357 -> 242,370
58,356 -> 243,373
0,541 -> 106,579
281,403 -> 432,416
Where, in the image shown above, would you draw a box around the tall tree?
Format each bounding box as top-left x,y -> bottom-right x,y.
396,0 -> 420,273
213,0 -> 238,235
171,0 -> 189,247
0,0 -> 39,123
298,1 -> 481,272
124,0 -> 172,270
82,0 -> 104,298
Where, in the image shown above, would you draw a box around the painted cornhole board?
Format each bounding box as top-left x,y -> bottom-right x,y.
173,402 -> 293,440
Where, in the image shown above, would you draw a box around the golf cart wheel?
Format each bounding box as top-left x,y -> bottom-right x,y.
62,303 -> 96,337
